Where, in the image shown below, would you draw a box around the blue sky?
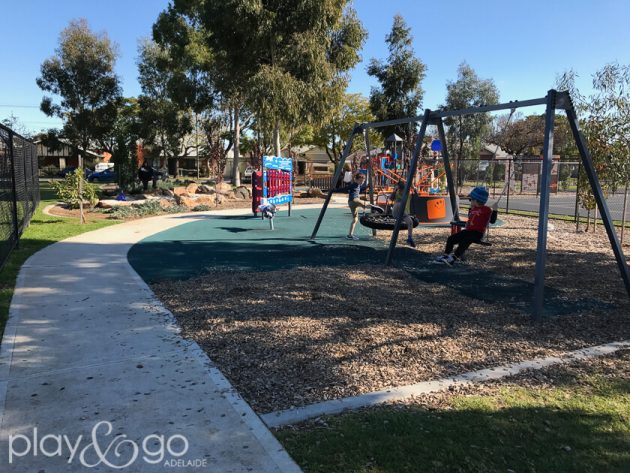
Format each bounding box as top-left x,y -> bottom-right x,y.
2,0 -> 629,134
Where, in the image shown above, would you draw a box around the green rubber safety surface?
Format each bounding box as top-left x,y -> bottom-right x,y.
129,207 -> 611,316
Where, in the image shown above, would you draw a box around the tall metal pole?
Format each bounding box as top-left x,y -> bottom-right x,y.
506,158 -> 512,213
364,129 -> 376,237
386,110 -> 431,265
310,126 -> 359,240
437,118 -> 459,221
620,182 -> 628,245
565,104 -> 630,301
532,90 -> 557,320
8,131 -> 20,247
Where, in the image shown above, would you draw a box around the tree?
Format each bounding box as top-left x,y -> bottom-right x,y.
37,18 -> 122,223
443,62 -> 499,185
203,0 -> 365,157
37,18 -> 122,158
102,98 -> 141,190
368,14 -> 426,147
1,114 -> 30,138
136,40 -> 193,173
557,64 -> 630,227
312,93 -> 375,165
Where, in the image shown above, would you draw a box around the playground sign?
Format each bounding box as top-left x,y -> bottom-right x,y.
262,156 -> 293,206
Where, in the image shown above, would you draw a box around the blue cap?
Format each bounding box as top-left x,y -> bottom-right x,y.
468,186 -> 489,204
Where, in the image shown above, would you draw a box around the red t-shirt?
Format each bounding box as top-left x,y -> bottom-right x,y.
466,205 -> 492,233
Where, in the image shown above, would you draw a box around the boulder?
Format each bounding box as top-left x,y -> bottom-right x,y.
96,199 -> 143,208
308,187 -> 325,198
196,184 -> 216,194
215,194 -> 225,205
224,190 -> 237,200
234,186 -> 251,200
159,198 -> 175,209
215,182 -> 233,194
173,187 -> 188,197
185,183 -> 199,194
177,194 -> 217,209
160,188 -> 175,198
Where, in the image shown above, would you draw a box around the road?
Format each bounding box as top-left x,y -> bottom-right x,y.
495,192 -> 630,221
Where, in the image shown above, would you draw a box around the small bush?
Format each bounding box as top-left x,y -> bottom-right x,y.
108,200 -> 188,219
192,204 -> 211,212
51,170 -> 99,208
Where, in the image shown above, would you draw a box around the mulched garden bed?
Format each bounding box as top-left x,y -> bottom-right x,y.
152,214 -> 630,414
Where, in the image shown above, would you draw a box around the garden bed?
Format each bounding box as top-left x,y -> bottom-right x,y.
151,214 -> 630,413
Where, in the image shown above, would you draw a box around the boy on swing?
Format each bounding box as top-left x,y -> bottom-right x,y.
436,186 -> 493,266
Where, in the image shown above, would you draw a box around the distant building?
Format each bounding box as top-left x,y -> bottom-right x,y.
36,139 -> 105,176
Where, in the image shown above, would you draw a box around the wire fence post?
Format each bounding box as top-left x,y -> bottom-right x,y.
506,159 -> 511,213
621,181 -> 628,245
8,130 -> 20,249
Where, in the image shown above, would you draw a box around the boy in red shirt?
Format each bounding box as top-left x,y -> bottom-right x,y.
436,186 -> 493,266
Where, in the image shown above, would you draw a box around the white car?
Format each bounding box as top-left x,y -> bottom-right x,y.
243,166 -> 255,182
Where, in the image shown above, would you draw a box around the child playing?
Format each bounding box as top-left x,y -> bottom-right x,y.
344,173 -> 382,240
436,186 -> 492,266
390,180 -> 416,247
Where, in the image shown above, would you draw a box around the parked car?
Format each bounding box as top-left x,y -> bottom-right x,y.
57,167 -> 92,179
88,167 -> 116,182
243,166 -> 255,183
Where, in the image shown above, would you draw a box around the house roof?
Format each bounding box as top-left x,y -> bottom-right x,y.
34,139 -> 103,159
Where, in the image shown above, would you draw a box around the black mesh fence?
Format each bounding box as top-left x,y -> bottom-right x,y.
455,158 -> 630,242
0,124 -> 40,268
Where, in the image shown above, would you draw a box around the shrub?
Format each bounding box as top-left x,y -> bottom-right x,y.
192,204 -> 211,212
108,200 -> 188,219
51,170 -> 99,208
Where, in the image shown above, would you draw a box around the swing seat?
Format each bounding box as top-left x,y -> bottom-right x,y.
360,214 -> 420,230
449,221 -> 493,246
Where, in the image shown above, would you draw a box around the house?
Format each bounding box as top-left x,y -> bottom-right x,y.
36,139 -> 105,176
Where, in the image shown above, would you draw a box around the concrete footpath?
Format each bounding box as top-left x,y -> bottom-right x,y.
0,208 -> 303,472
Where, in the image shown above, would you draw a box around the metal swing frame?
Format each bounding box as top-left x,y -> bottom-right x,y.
310,89 -> 630,320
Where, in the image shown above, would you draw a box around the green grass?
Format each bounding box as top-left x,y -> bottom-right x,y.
277,374 -> 630,473
0,182 -> 119,338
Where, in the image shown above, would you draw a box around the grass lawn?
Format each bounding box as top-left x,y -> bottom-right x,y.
0,182 -> 119,339
277,350 -> 630,473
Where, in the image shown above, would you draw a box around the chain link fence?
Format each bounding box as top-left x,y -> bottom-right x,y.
456,158 -> 630,243
0,124 -> 40,268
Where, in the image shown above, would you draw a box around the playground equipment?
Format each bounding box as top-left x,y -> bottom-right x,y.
368,138 -> 455,225
252,155 -> 293,221
310,89 -> 630,320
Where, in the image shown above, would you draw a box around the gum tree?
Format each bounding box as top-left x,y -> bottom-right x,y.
368,14 -> 426,148
443,62 -> 499,186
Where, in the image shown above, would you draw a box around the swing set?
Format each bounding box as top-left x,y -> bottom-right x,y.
310,89 -> 630,319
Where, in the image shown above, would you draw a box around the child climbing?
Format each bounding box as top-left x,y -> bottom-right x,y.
436,186 -> 494,265
390,180 -> 416,248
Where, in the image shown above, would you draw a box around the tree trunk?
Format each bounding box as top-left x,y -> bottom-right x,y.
273,120 -> 281,157
232,105 -> 241,186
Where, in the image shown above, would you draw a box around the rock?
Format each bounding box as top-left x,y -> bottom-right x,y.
308,187 -> 325,198
215,194 -> 225,205
173,187 -> 188,197
185,183 -> 199,194
177,194 -> 217,209
159,198 -> 175,209
215,182 -> 233,194
224,190 -> 237,200
196,184 -> 216,195
97,199 -> 133,209
160,188 -> 175,198
234,186 -> 251,200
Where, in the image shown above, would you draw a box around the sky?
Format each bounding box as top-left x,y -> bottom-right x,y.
1,0 -> 630,134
